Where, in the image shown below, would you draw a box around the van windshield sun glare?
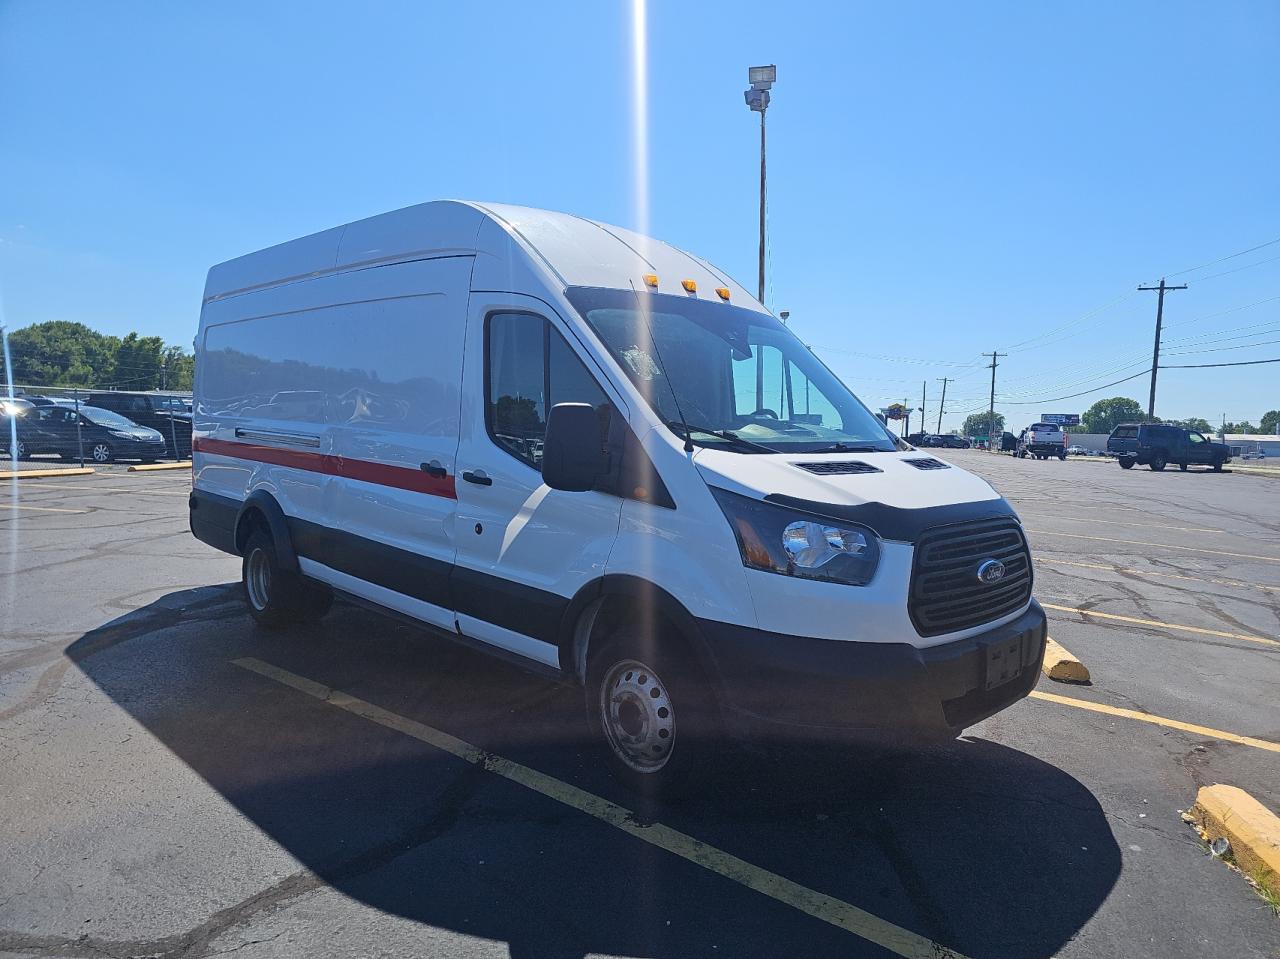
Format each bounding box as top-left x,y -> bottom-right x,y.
566,287 -> 897,454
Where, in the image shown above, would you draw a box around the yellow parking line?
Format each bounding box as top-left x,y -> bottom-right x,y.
1026,518 -> 1221,533
1024,528 -> 1280,564
1035,558 -> 1280,595
1,503 -> 89,514
1028,691 -> 1280,754
1041,602 -> 1279,648
232,657 -> 969,959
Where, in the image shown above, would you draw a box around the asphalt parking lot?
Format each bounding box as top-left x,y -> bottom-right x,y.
2,455 -> 1277,959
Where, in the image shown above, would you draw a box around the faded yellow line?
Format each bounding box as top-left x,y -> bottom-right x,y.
1025,517 -> 1221,533
1029,691 -> 1280,754
1036,558 -> 1280,595
1041,602 -> 1279,648
232,656 -> 968,959
0,503 -> 89,514
1024,528 -> 1280,564
11,482 -> 190,495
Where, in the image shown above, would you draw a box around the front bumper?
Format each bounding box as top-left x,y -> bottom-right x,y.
698,600 -> 1047,745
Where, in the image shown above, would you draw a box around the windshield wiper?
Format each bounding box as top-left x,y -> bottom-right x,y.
806,442 -> 887,453
672,422 -> 780,454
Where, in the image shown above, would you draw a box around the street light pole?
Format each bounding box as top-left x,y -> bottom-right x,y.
744,65 -> 776,305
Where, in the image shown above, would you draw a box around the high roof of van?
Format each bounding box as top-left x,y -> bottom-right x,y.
203,200 -> 765,313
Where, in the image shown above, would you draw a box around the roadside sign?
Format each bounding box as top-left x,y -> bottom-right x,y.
1041,413 -> 1080,426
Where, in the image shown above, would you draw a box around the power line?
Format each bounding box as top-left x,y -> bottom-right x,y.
1161,357 -> 1280,369
1164,236 -> 1280,280
1193,252 -> 1280,283
1001,369 -> 1152,405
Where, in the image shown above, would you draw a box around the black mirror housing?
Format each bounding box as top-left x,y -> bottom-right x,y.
542,402 -> 605,492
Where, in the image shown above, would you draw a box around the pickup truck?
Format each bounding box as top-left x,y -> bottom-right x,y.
1016,423 -> 1066,460
1107,423 -> 1230,472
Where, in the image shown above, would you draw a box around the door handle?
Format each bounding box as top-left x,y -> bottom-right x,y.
420,460 -> 447,478
461,470 -> 492,486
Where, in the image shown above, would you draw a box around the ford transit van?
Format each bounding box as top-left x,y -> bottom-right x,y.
190,201 -> 1047,792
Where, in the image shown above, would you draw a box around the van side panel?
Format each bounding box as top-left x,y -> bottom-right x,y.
194,257 -> 473,628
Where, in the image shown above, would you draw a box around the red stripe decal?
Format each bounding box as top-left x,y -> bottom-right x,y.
193,437 -> 457,499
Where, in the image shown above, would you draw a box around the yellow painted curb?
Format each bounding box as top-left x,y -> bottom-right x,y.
0,467 -> 96,479
1189,785 -> 1280,888
126,461 -> 192,472
1041,637 -> 1090,683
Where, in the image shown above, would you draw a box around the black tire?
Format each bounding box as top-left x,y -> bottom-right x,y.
585,624 -> 720,799
1058,451 -> 1067,460
241,529 -> 333,629
1119,457 -> 1135,469
1178,462 -> 1188,471
1149,453 -> 1166,472
7,439 -> 29,460
89,442 -> 114,464
1212,458 -> 1225,472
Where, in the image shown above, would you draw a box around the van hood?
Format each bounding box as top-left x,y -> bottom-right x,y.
694,447 -> 1006,518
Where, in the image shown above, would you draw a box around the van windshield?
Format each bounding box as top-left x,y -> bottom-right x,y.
566,287 -> 897,454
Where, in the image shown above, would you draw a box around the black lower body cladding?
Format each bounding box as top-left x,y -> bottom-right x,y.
698,600 -> 1048,745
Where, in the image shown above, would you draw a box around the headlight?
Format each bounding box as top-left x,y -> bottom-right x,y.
710,487 -> 881,586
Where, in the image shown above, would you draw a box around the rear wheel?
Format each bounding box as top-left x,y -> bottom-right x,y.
1119,457 -> 1135,469
241,529 -> 333,629
586,624 -> 720,799
1149,453 -> 1166,472
1178,462 -> 1188,471
90,442 -> 113,463
1212,458 -> 1225,472
7,438 -> 28,460
1058,451 -> 1067,460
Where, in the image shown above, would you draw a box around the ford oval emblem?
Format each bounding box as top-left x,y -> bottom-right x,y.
976,559 -> 1007,585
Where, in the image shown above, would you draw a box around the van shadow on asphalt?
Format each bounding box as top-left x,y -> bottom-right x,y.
67,588 -> 1121,959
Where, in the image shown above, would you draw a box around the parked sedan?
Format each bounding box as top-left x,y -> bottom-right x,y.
14,405 -> 168,463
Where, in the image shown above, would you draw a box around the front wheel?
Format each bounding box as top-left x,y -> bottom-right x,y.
7,439 -> 28,460
1058,451 -> 1067,460
1119,457 -> 1135,469
90,442 -> 114,463
586,626 -> 720,799
1149,453 -> 1166,472
1212,458 -> 1225,472
1179,462 -> 1188,471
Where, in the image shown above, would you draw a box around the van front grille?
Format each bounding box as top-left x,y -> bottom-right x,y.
793,461 -> 881,475
909,518 -> 1032,637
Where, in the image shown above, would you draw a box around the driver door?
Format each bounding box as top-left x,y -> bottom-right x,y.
1186,431 -> 1212,465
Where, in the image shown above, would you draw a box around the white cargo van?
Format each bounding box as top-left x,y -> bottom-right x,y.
191,201 -> 1046,792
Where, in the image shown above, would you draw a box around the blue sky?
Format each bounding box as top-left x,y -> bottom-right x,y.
2,0 -> 1277,432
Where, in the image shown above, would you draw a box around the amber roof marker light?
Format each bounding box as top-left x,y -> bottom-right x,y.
642,273 -> 658,288
715,287 -> 731,301
681,279 -> 697,294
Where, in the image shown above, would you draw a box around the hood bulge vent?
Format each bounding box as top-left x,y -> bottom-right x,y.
904,457 -> 950,470
793,461 -> 882,476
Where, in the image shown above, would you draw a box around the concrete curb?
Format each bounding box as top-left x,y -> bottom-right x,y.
1041,637 -> 1090,683
0,467 -> 96,479
1187,785 -> 1280,893
127,462 -> 192,472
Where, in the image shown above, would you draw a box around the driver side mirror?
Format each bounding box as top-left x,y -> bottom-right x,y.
542,402 -> 606,492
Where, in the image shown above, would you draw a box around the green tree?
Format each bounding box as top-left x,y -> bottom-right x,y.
1168,417 -> 1213,433
161,345 -> 194,391
5,321 -> 119,386
1223,421 -> 1256,434
961,412 -> 1004,437
1082,396 -> 1147,434
114,332 -> 165,390
1260,410 -> 1279,435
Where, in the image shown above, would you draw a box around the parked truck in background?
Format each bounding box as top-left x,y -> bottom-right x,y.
1016,423 -> 1066,460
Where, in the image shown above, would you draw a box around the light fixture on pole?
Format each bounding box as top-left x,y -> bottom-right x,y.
744,64 -> 775,305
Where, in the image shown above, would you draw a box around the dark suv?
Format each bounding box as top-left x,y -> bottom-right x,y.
86,392 -> 191,458
1106,423 -> 1230,472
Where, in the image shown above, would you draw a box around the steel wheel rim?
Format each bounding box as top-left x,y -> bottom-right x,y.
599,658 -> 675,773
246,547 -> 271,611
92,444 -> 111,462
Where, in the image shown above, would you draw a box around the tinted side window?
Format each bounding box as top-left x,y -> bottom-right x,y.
486,314 -> 610,469
488,314 -> 546,466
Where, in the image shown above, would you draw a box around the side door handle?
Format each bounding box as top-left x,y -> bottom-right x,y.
461,470 -> 492,487
420,460 -> 447,478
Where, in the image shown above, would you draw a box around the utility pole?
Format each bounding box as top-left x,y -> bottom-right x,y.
986,352 -> 1006,450
1138,278 -> 1187,419
936,377 -> 951,434
903,397 -> 911,438
921,380 -> 928,436
744,65 -> 776,304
